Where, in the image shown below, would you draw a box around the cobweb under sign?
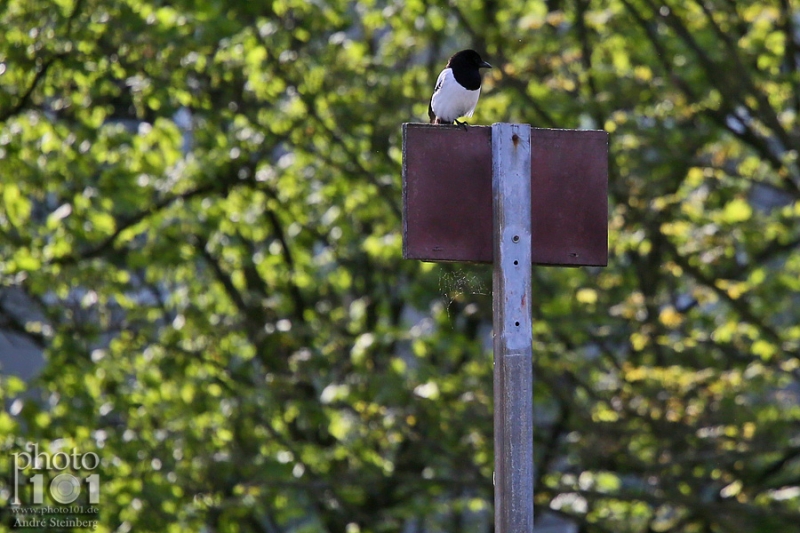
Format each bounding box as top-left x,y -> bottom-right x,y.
438,266 -> 490,320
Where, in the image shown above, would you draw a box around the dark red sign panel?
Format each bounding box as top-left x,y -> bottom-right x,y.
402,123 -> 608,266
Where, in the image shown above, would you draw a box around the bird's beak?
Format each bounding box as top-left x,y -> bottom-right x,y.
480,61 -> 492,69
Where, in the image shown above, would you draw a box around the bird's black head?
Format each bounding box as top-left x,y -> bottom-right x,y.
445,49 -> 492,91
447,49 -> 492,71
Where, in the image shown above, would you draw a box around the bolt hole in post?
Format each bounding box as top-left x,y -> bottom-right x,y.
512,235 -> 520,243
513,260 -> 518,265
515,321 -> 520,327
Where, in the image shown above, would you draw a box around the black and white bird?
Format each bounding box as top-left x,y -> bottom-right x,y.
428,50 -> 492,125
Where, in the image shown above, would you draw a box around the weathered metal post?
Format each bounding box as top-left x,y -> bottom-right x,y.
492,123 -> 534,533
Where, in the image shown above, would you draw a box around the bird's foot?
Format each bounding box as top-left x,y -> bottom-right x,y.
454,119 -> 469,131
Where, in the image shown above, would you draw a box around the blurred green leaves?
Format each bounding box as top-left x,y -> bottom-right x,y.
0,1 -> 799,532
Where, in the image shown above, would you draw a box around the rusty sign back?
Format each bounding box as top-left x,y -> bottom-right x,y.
402,123 -> 608,266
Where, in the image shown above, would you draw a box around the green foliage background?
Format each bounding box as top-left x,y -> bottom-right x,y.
1,0 -> 800,532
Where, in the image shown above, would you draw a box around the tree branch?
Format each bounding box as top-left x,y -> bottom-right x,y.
54,183 -> 216,265
620,0 -> 800,195
0,54 -> 64,122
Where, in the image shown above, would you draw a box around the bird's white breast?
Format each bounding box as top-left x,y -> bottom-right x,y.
431,68 -> 481,122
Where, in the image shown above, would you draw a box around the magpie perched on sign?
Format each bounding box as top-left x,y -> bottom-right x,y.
428,50 -> 492,126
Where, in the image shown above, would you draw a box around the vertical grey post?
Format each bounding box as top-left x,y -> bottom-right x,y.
492,123 -> 534,533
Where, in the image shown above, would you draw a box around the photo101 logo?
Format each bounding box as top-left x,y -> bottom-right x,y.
11,442 -> 100,506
